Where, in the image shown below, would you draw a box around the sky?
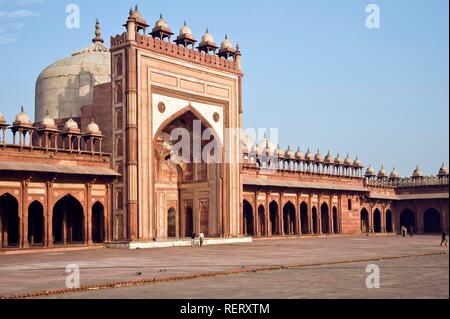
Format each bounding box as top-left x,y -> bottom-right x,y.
0,0 -> 448,177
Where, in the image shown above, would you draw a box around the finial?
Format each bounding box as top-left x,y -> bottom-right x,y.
225,34 -> 228,39
160,13 -> 163,19
92,18 -> 104,43
236,42 -> 240,50
135,5 -> 138,11
184,21 -> 187,26
206,27 -> 209,33
21,106 -> 24,112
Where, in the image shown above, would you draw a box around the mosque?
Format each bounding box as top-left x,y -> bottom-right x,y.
0,7 -> 448,250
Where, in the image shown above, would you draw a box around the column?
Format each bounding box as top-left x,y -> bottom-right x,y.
329,196 -> 334,235
46,182 -> 53,247
369,205 -> 374,233
86,183 -> 93,245
381,206 -> 386,233
265,192 -> 270,237
308,195 -> 313,234
317,194 -> 322,235
278,194 -> 283,236
21,180 -> 29,248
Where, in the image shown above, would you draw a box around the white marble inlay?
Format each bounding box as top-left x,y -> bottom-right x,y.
152,94 -> 224,144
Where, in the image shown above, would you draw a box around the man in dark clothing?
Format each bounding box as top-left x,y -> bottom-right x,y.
409,226 -> 414,237
191,233 -> 196,247
441,232 -> 448,247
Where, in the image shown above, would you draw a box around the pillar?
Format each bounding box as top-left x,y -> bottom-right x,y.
21,180 -> 29,248
46,182 -> 53,247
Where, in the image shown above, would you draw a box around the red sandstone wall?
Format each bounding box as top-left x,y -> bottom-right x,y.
81,82 -> 113,154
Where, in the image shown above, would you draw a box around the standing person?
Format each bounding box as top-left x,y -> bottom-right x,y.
409,225 -> 414,237
441,232 -> 448,247
401,226 -> 406,237
199,232 -> 205,247
191,232 -> 196,247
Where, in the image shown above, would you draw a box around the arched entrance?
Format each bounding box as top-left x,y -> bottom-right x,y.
300,202 -> 308,235
52,195 -> 84,244
167,207 -> 177,238
360,208 -> 369,233
28,201 -> 44,245
321,203 -> 329,234
92,202 -> 105,243
386,209 -> 393,233
258,205 -> 266,236
333,207 -> 339,234
424,208 -> 441,233
154,108 -> 222,240
185,207 -> 194,237
269,201 -> 279,236
373,209 -> 382,233
0,193 -> 19,248
400,209 -> 415,231
243,200 -> 254,236
283,201 -> 296,235
312,207 -> 318,234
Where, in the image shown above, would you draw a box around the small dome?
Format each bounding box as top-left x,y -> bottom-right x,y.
220,34 -> 234,51
285,146 -> 294,159
130,6 -> 145,22
377,166 -> 388,179
15,107 -> 31,125
200,28 -> 216,45
334,153 -> 344,164
305,149 -> 314,162
353,157 -> 363,167
155,14 -> 169,29
295,147 -> 305,161
263,140 -> 273,156
258,134 -> 275,155
314,150 -> 324,162
179,21 -> 195,40
390,167 -> 400,180
344,154 -> 353,166
365,165 -> 376,177
276,145 -> 284,158
65,118 -> 79,130
412,165 -> 423,178
41,113 -> 55,126
86,119 -> 101,135
324,151 -> 334,164
438,163 -> 449,177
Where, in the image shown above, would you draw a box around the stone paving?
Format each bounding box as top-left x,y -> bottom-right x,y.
0,235 -> 448,299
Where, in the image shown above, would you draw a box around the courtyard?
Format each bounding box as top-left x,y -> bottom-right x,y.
0,235 -> 448,299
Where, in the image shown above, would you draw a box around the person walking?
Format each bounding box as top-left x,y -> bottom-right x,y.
409,225 -> 414,237
191,232 -> 196,247
199,232 -> 205,247
441,232 -> 448,247
401,226 -> 406,237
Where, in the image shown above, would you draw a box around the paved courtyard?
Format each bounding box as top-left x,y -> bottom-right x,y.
0,235 -> 448,299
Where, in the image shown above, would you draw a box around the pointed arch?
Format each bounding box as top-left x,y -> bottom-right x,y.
283,201 -> 296,235
28,201 -> 44,245
92,201 -> 105,243
52,194 -> 84,244
0,193 -> 19,248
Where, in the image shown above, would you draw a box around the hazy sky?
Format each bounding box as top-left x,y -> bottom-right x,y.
0,0 -> 448,177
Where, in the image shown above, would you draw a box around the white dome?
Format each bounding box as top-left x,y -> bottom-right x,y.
41,113 -> 55,126
220,35 -> 234,51
201,28 -> 215,45
179,21 -> 194,40
86,119 -> 101,134
15,107 -> 31,124
35,22 -> 110,123
65,118 -> 79,130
